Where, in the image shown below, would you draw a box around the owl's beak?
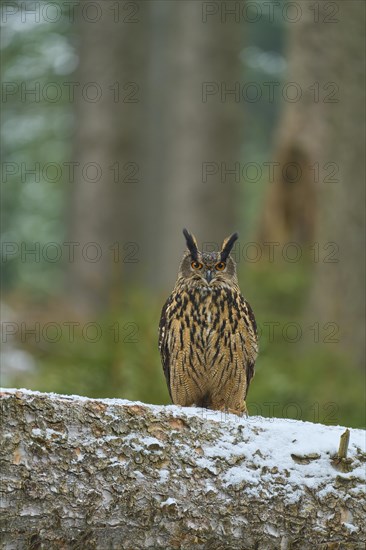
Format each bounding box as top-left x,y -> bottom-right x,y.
205,269 -> 214,283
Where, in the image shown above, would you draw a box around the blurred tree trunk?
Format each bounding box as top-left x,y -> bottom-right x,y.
258,1 -> 365,365
66,1 -> 148,316
67,1 -> 245,312
145,2 -> 244,289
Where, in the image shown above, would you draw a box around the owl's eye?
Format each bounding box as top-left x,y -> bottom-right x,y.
191,261 -> 203,270
215,262 -> 226,271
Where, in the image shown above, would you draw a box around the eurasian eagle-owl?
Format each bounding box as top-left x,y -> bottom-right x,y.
158,229 -> 258,416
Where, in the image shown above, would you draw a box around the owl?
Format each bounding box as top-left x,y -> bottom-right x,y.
159,229 -> 258,416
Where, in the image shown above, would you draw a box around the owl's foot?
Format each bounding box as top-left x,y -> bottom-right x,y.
217,403 -> 248,418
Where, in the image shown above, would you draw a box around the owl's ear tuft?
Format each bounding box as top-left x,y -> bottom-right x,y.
183,228 -> 199,261
220,232 -> 238,262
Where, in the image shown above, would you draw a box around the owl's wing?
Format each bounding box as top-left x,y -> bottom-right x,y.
158,295 -> 173,399
237,294 -> 258,396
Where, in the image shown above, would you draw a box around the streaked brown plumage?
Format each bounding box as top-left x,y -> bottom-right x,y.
159,229 -> 258,415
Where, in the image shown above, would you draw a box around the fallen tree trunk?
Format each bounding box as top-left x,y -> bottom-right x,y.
0,389 -> 365,549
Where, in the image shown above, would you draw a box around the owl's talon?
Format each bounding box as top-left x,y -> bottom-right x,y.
218,406 -> 248,418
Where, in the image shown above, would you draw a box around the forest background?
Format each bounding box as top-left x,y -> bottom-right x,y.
1,0 -> 365,428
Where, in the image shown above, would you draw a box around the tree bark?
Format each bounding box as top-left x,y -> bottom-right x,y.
1,389 -> 365,549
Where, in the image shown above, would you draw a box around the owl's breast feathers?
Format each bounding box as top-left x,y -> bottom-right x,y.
159,281 -> 258,410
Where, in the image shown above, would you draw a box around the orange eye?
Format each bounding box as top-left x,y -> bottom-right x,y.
215,262 -> 226,271
191,261 -> 203,270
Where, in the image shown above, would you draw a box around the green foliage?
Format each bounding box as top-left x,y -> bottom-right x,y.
243,265 -> 365,429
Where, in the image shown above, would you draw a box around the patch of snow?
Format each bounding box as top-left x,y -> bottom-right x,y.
19,505 -> 42,517
160,497 -> 176,507
196,457 -> 218,475
139,436 -> 163,448
209,418 -> 365,501
223,466 -> 260,487
158,470 -> 170,483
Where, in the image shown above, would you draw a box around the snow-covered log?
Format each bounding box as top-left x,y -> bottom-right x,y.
1,388 -> 365,549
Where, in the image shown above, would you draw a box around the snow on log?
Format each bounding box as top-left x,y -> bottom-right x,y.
1,388 -> 365,549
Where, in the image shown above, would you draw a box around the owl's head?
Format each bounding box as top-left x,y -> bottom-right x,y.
178,228 -> 239,288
